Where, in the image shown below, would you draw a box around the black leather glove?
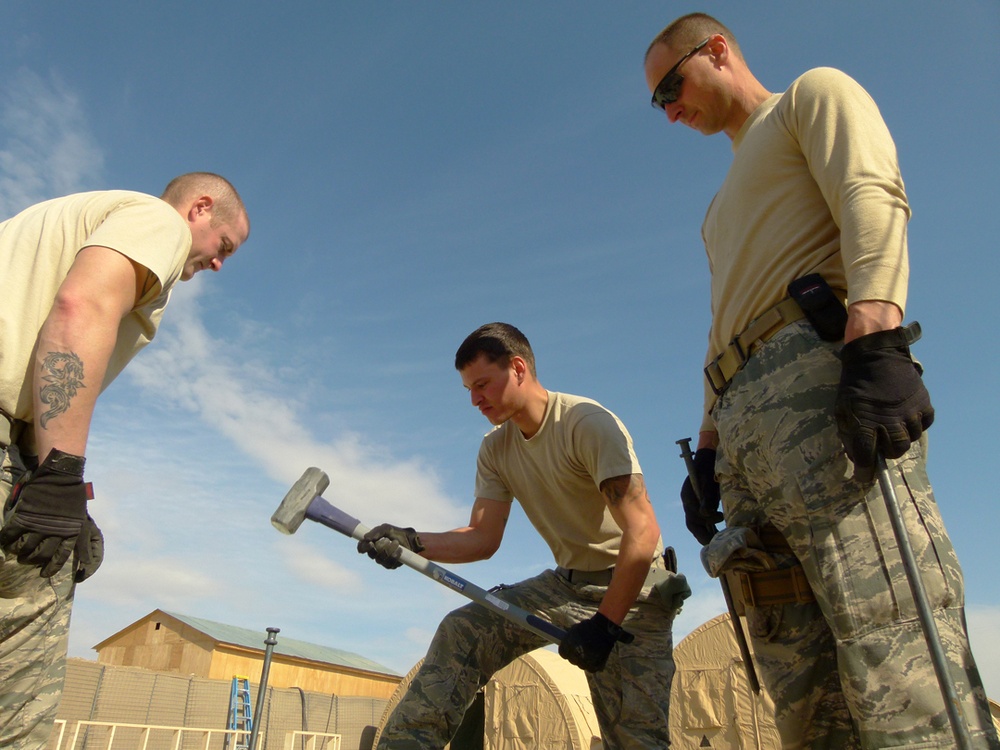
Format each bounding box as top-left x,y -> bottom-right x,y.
0,449 -> 95,578
357,523 -> 425,570
559,613 -> 633,672
835,325 -> 934,483
73,514 -> 105,583
680,448 -> 724,546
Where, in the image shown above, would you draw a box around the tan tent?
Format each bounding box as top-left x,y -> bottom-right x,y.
373,647 -> 601,749
670,612 -> 781,750
375,618 -> 1000,749
671,613 -> 1000,748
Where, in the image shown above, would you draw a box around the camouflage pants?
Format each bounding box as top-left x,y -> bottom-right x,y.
376,566 -> 678,749
0,443 -> 76,750
712,320 -> 999,749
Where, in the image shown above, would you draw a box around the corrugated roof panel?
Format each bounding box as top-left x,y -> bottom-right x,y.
162,611 -> 398,676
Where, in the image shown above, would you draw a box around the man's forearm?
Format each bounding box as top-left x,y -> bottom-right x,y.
31,246 -> 139,458
418,527 -> 498,564
599,540 -> 656,624
32,303 -> 121,458
599,473 -> 661,623
844,300 -> 903,343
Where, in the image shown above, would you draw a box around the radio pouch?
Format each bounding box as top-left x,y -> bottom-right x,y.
787,274 -> 848,341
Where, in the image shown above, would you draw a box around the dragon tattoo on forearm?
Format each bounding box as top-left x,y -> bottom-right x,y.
38,351 -> 86,429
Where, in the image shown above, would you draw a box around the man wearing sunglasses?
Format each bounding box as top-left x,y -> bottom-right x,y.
643,12 -> 998,750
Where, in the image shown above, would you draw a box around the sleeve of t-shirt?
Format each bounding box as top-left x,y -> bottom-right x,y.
474,438 -> 515,503
82,197 -> 191,305
571,408 -> 642,488
784,68 -> 910,310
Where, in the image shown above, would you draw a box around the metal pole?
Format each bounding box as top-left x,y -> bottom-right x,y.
676,438 -> 760,694
875,455 -> 973,749
248,627 -> 280,750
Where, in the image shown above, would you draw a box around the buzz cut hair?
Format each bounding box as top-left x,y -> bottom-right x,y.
455,322 -> 537,376
645,12 -> 743,64
161,172 -> 249,233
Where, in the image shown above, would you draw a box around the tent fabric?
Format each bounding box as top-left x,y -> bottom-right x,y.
375,619 -> 1000,749
374,647 -> 601,749
669,613 -> 782,750
484,648 -> 601,749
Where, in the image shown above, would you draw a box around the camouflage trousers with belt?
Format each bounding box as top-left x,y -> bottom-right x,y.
0,442 -> 76,750
712,320 -> 999,749
376,563 -> 684,749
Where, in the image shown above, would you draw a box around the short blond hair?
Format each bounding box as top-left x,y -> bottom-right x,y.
645,13 -> 743,64
161,172 -> 249,233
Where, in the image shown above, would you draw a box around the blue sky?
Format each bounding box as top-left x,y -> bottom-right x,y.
3,1 -> 998,700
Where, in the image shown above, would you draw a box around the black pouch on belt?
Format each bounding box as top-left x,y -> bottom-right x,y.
787,274 -> 848,341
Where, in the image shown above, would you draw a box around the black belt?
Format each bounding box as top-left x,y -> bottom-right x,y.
555,566 -> 615,586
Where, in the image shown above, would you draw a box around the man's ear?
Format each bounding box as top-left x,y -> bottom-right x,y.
187,195 -> 214,221
707,33 -> 729,66
511,356 -> 528,384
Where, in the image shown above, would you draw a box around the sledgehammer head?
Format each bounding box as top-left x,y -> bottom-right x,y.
271,467 -> 331,534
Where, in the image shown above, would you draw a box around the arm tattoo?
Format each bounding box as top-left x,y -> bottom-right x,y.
600,474 -> 645,508
38,351 -> 86,429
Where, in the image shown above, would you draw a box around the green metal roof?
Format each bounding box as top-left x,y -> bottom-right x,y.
161,611 -> 399,676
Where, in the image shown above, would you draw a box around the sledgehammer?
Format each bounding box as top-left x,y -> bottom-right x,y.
271,467 -> 568,645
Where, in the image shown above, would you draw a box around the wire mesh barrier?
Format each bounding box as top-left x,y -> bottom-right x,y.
48,720 -> 343,750
47,661 -> 387,750
281,731 -> 342,750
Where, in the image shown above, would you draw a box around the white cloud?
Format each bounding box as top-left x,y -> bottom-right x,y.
87,557 -> 223,608
124,279 -> 467,531
278,541 -> 364,594
0,68 -> 103,217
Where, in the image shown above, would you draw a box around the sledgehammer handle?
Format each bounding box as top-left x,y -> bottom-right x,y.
305,497 -> 365,539
304,497 -> 568,645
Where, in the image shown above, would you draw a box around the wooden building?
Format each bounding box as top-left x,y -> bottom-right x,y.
94,609 -> 401,700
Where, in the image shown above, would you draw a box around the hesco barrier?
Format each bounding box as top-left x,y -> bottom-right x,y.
48,658 -> 388,750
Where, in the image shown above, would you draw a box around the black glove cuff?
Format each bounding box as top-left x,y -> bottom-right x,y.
403,527 -> 426,554
841,323 -> 921,361
592,612 -> 623,640
38,449 -> 86,478
692,448 -> 716,472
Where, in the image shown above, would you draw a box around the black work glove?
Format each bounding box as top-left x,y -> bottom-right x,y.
680,448 -> 724,546
357,523 -> 425,570
73,514 -> 105,583
835,325 -> 934,483
559,613 -> 634,673
0,449 -> 95,578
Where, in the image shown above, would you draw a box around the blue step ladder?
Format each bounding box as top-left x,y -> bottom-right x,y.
225,676 -> 253,750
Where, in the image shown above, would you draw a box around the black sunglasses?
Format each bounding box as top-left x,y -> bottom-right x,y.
650,37 -> 711,110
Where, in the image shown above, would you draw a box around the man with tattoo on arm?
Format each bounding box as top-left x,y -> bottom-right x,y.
358,322 -> 689,749
0,173 -> 250,748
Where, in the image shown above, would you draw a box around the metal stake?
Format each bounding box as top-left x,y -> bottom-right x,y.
676,438 -> 760,694
875,455 -> 973,749
249,627 -> 280,750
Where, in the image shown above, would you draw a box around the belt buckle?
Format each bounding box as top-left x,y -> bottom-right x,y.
705,335 -> 748,397
704,362 -> 727,397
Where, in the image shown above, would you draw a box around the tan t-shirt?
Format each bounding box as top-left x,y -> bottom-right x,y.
0,190 -> 191,428
701,68 -> 911,428
474,391 -> 659,571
